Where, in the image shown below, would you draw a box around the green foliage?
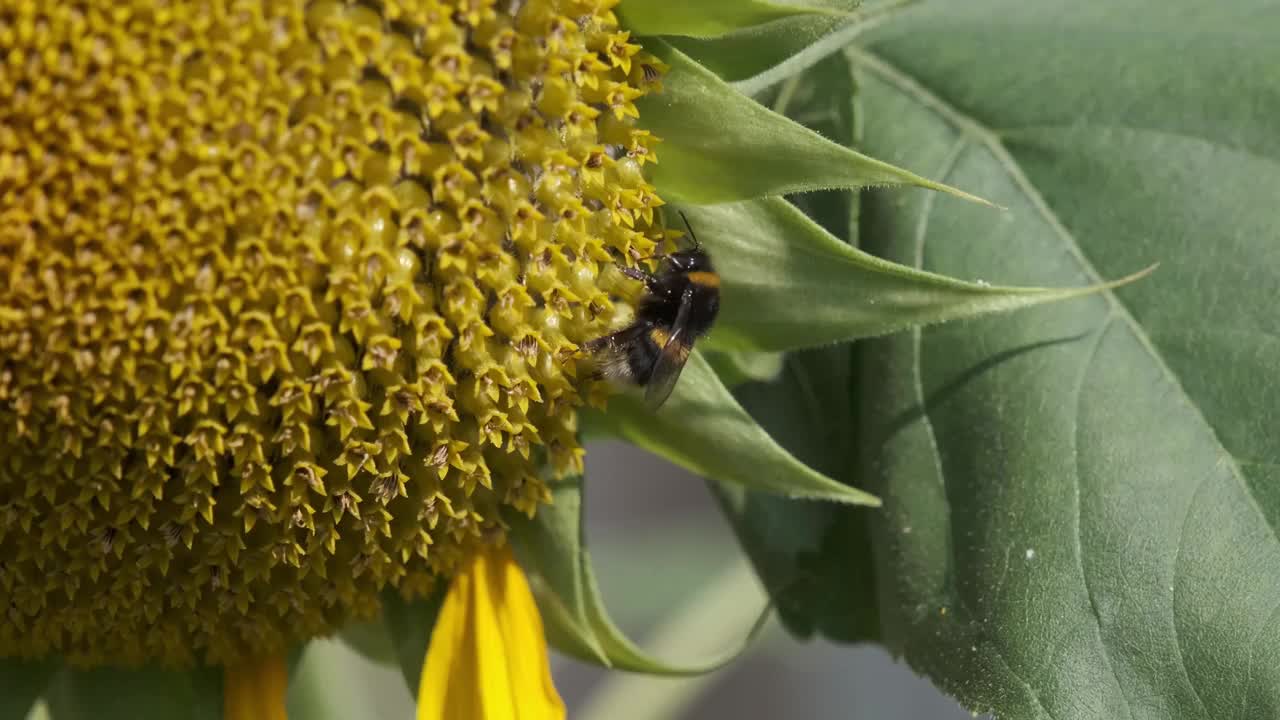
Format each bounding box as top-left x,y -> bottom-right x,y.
42,666 -> 221,720
702,349 -> 785,387
668,0 -> 914,94
508,478 -> 610,666
707,51 -> 883,646
636,40 -> 991,205
585,352 -> 879,505
677,197 -> 1148,354
0,659 -> 55,720
717,348 -> 881,644
508,477 -> 771,675
580,1 -> 1280,718
381,588 -> 445,691
336,617 -> 399,668
617,0 -> 844,39
681,2 -> 1280,718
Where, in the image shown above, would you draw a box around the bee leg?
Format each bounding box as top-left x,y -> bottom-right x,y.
618,265 -> 657,285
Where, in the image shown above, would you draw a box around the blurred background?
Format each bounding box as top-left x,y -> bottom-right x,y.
280,440 -> 977,719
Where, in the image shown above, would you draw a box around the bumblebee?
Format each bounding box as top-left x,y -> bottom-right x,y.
586,212 -> 720,408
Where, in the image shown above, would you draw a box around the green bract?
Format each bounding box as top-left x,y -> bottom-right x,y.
636,39 -> 995,206
676,197 -> 1151,353
509,476 -> 770,674
617,0 -> 845,39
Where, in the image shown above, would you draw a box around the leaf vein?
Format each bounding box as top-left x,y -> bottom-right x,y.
1172,472 -> 1213,719
1069,317 -> 1136,720
996,123 -> 1280,172
911,135 -> 970,490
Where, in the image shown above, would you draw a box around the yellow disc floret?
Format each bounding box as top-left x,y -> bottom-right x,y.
0,0 -> 664,665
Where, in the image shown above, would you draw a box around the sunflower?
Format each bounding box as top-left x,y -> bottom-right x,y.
0,0 -> 1128,717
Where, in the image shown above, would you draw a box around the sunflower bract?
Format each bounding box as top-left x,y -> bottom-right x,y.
0,0 -> 663,665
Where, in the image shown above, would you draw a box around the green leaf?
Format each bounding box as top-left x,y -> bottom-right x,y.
577,559 -> 777,720
506,480 -> 610,667
840,5 -> 1280,717
0,658 -> 56,720
337,615 -> 399,668
721,345 -> 880,640
43,666 -> 221,720
381,588 -> 445,692
702,349 -> 784,387
769,49 -> 862,246
716,348 -> 880,644
618,0 -> 841,39
509,476 -> 771,676
667,0 -> 914,95
680,197 -> 1152,354
585,351 -> 879,505
712,52 -> 883,645
637,40 -> 991,206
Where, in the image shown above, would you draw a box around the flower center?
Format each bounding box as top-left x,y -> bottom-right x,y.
0,0 -> 662,665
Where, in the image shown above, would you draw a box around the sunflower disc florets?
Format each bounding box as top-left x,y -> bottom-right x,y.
0,0 -> 663,665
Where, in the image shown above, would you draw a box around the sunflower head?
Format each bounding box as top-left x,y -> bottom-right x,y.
0,0 -> 661,666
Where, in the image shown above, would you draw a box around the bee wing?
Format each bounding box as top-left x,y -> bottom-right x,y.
643,336 -> 691,409
643,286 -> 695,409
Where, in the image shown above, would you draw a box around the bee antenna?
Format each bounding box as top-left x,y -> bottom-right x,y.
677,210 -> 700,249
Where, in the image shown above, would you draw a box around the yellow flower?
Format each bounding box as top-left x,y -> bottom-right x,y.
416,544 -> 563,720
224,655 -> 289,720
2,0 -> 657,714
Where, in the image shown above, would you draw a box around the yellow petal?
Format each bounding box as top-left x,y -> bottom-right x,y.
224,652 -> 289,720
418,544 -> 565,720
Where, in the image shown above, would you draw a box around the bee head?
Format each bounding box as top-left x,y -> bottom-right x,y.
666,248 -> 713,273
